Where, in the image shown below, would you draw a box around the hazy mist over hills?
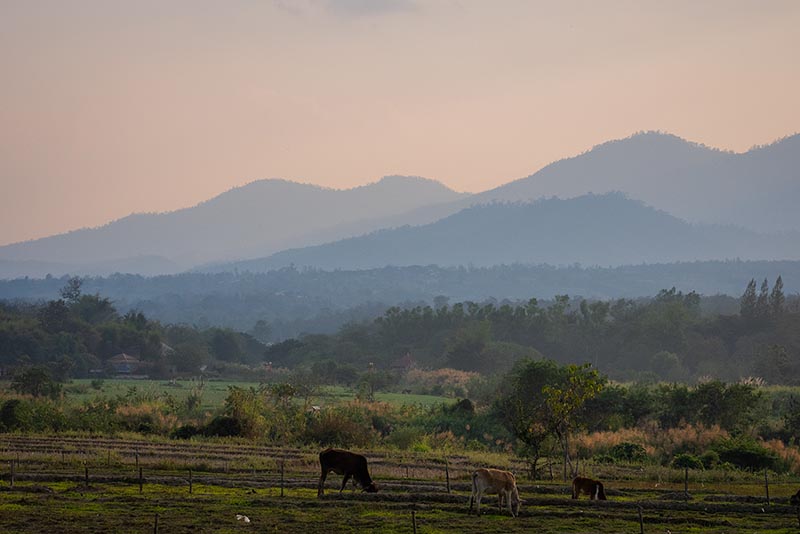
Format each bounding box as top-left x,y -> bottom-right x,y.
210,193 -> 800,272
0,176 -> 466,278
1,132 -> 798,280
479,132 -> 800,232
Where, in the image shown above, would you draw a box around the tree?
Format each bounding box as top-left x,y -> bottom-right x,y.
542,363 -> 604,481
770,275 -> 785,316
740,279 -> 757,319
755,278 -> 770,318
11,366 -> 62,399
249,320 -> 272,344
496,359 -> 564,479
59,277 -> 83,304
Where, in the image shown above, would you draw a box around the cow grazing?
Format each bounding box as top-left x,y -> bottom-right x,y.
572,476 -> 607,500
790,489 -> 800,506
317,448 -> 378,497
468,468 -> 521,517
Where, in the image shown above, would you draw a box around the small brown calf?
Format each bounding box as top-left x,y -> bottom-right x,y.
468,468 -> 521,517
571,476 -> 607,500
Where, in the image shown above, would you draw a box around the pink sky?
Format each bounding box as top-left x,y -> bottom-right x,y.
1,0 -> 799,246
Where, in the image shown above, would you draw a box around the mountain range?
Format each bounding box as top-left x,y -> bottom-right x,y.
209,193 -> 800,272
1,131 -> 798,279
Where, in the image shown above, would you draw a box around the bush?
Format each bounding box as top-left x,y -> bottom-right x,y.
671,453 -> 704,470
609,442 -> 648,463
0,399 -> 25,431
303,409 -> 374,448
714,437 -> 778,471
171,424 -> 200,439
386,426 -> 426,450
202,415 -> 243,437
699,450 -> 720,469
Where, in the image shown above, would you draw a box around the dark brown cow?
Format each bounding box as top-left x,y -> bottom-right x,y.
318,448 -> 378,497
790,489 -> 800,506
572,476 -> 607,500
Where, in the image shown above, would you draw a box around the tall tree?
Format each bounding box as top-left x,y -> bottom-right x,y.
755,278 -> 770,319
740,278 -> 757,320
542,363 -> 605,481
770,275 -> 785,316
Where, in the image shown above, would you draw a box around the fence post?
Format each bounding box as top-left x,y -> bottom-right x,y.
764,468 -> 770,506
9,461 -> 14,488
135,449 -> 139,471
280,460 -> 285,497
638,505 -> 644,534
153,513 -> 159,534
411,505 -> 417,534
189,469 -> 193,494
139,467 -> 143,494
85,466 -> 89,487
683,467 -> 689,500
444,456 -> 451,494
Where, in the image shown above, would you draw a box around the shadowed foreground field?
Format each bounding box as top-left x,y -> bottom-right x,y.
1,435 -> 799,533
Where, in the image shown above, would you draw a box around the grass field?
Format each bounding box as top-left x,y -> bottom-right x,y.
1,435 -> 799,533
57,379 -> 453,412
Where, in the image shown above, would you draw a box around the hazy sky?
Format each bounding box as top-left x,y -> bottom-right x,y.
1,0 -> 799,246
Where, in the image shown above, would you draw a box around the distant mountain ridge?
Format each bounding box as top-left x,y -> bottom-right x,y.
477,131 -> 800,232
0,175 -> 468,277
210,193 -> 800,272
1,131 -> 798,279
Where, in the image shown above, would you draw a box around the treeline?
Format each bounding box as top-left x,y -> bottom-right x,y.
0,278 -> 267,379
2,277 -> 799,385
1,260 -> 798,337
267,279 -> 800,384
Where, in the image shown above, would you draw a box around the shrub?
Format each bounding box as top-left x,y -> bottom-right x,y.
671,453 -> 704,470
203,415 -> 243,437
171,424 -> 201,439
0,399 -> 25,431
303,409 -> 375,448
714,437 -> 779,471
699,450 -> 720,469
609,442 -> 648,463
386,426 -> 426,450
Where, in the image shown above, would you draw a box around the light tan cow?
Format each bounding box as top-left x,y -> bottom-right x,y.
468,468 -> 521,517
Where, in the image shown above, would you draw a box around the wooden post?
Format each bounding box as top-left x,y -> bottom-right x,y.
189,469 -> 193,494
444,456 -> 451,494
280,460 -> 285,497
153,513 -> 159,534
85,466 -> 89,487
411,506 -> 417,534
9,461 -> 14,488
684,467 -> 689,500
764,468 -> 770,505
638,505 -> 644,534
16,452 -> 19,467
139,467 -> 143,494
135,449 -> 139,471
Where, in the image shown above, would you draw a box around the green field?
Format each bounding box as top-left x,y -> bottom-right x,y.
1,435 -> 799,533
57,379 -> 454,411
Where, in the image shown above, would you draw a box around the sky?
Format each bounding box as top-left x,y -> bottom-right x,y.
1,0 -> 799,246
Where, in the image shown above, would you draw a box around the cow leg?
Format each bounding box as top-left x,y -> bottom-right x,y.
340,473 -> 352,493
468,492 -> 474,514
475,490 -> 483,516
318,469 -> 328,497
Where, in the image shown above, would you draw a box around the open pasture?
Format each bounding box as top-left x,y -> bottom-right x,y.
1,435 -> 799,533
60,379 -> 451,411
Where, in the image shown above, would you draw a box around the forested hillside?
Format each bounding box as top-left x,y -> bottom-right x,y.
2,277 -> 798,386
